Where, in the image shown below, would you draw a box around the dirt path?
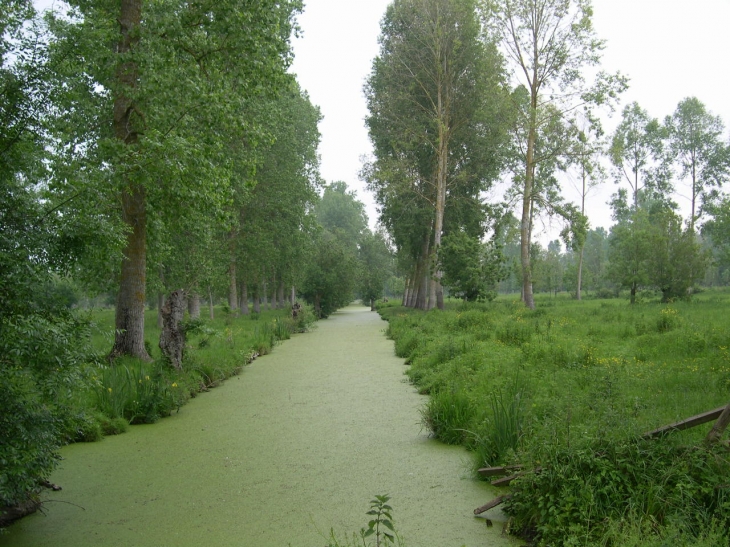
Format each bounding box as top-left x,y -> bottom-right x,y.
2,305 -> 510,547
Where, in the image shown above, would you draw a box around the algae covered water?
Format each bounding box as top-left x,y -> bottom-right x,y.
2,305 -> 511,547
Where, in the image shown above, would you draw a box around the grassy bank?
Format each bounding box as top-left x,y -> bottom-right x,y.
63,304 -> 316,442
377,291 -> 730,545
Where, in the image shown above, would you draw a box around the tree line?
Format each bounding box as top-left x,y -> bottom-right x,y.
364,0 -> 730,308
1,0 -> 393,516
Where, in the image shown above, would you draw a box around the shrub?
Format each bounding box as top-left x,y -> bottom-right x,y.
504,440 -> 730,546
421,389 -> 476,445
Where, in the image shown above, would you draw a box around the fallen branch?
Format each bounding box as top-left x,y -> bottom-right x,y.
477,465 -> 523,478
474,494 -> 512,515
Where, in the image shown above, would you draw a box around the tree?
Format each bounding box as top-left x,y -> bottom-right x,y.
48,0 -> 302,360
439,229 -> 508,300
365,0 -> 509,310
566,118 -> 606,299
665,97 -> 730,232
608,206 -> 708,303
301,182 -> 367,317
358,231 -> 395,310
609,102 -> 668,210
0,5 -> 94,516
482,0 -> 626,308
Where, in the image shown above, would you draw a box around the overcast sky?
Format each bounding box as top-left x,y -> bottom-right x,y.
290,0 -> 730,240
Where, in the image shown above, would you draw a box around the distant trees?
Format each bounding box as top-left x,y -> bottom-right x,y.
665,97 -> 730,231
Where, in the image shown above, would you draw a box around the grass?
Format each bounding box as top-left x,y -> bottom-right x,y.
376,289 -> 730,545
73,303 -> 317,432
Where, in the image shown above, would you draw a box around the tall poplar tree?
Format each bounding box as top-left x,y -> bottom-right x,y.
482,0 -> 625,308
366,0 -> 508,309
665,97 -> 730,232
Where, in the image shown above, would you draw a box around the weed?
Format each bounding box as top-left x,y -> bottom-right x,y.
324,495 -> 404,547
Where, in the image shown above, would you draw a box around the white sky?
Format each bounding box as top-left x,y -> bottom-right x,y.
290,0 -> 730,241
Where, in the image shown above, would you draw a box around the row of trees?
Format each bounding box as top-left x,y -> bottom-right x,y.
1,0 -> 392,514
364,0 -> 730,307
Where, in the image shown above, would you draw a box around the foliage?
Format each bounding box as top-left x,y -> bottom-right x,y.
483,0 -> 627,308
365,0 -> 511,310
324,495 -> 403,547
301,182 -> 365,317
504,440 -> 730,546
665,97 -> 730,230
608,207 -> 709,302
439,230 -> 509,301
358,231 -> 394,308
377,290 -> 730,544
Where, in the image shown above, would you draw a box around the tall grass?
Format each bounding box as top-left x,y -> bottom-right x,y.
85,303 -> 316,429
377,289 -> 730,545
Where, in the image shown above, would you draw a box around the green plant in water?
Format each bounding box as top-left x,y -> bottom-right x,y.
362,494 -> 395,546
323,495 -> 404,547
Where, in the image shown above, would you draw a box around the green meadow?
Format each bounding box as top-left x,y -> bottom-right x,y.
377,290 -> 730,545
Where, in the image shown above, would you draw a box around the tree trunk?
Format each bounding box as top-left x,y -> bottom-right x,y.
262,280 -> 268,310
241,281 -> 249,315
157,291 -> 164,329
253,289 -> 261,313
402,275 -> 410,306
0,496 -> 41,528
520,81 -> 538,310
110,0 -> 148,360
314,293 -> 322,317
188,292 -> 200,319
208,286 -> 214,320
370,298 -> 375,311
159,289 -> 186,370
112,184 -> 150,360
277,279 -> 285,309
228,259 -> 237,311
576,245 -> 585,301
705,402 -> 730,444
290,285 -> 296,305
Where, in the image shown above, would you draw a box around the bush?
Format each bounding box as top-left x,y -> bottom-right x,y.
504,440 -> 730,546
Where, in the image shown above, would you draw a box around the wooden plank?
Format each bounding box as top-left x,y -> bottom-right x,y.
643,406 -> 727,438
477,465 -> 523,477
490,467 -> 542,487
474,494 -> 512,515
491,474 -> 518,487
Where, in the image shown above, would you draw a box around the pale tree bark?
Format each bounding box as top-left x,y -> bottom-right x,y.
290,285 -> 296,304
111,0 -> 151,360
157,291 -> 164,328
261,279 -> 268,310
187,292 -> 200,319
520,90 -> 538,310
208,286 -> 214,320
277,279 -> 285,309
402,275 -> 411,306
159,289 -> 186,370
706,402 -> 730,444
228,261 -> 237,311
253,287 -> 261,313
241,281 -> 249,315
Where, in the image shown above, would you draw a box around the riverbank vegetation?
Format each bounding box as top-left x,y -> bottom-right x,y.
377,291 -> 730,545
1,1 -> 396,527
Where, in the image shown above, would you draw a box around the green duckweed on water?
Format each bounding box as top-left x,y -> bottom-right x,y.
1,305 -> 513,547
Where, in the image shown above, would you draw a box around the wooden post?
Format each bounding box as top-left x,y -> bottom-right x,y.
706,403 -> 730,444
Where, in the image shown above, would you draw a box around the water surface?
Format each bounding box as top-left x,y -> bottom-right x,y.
2,305 -> 511,547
